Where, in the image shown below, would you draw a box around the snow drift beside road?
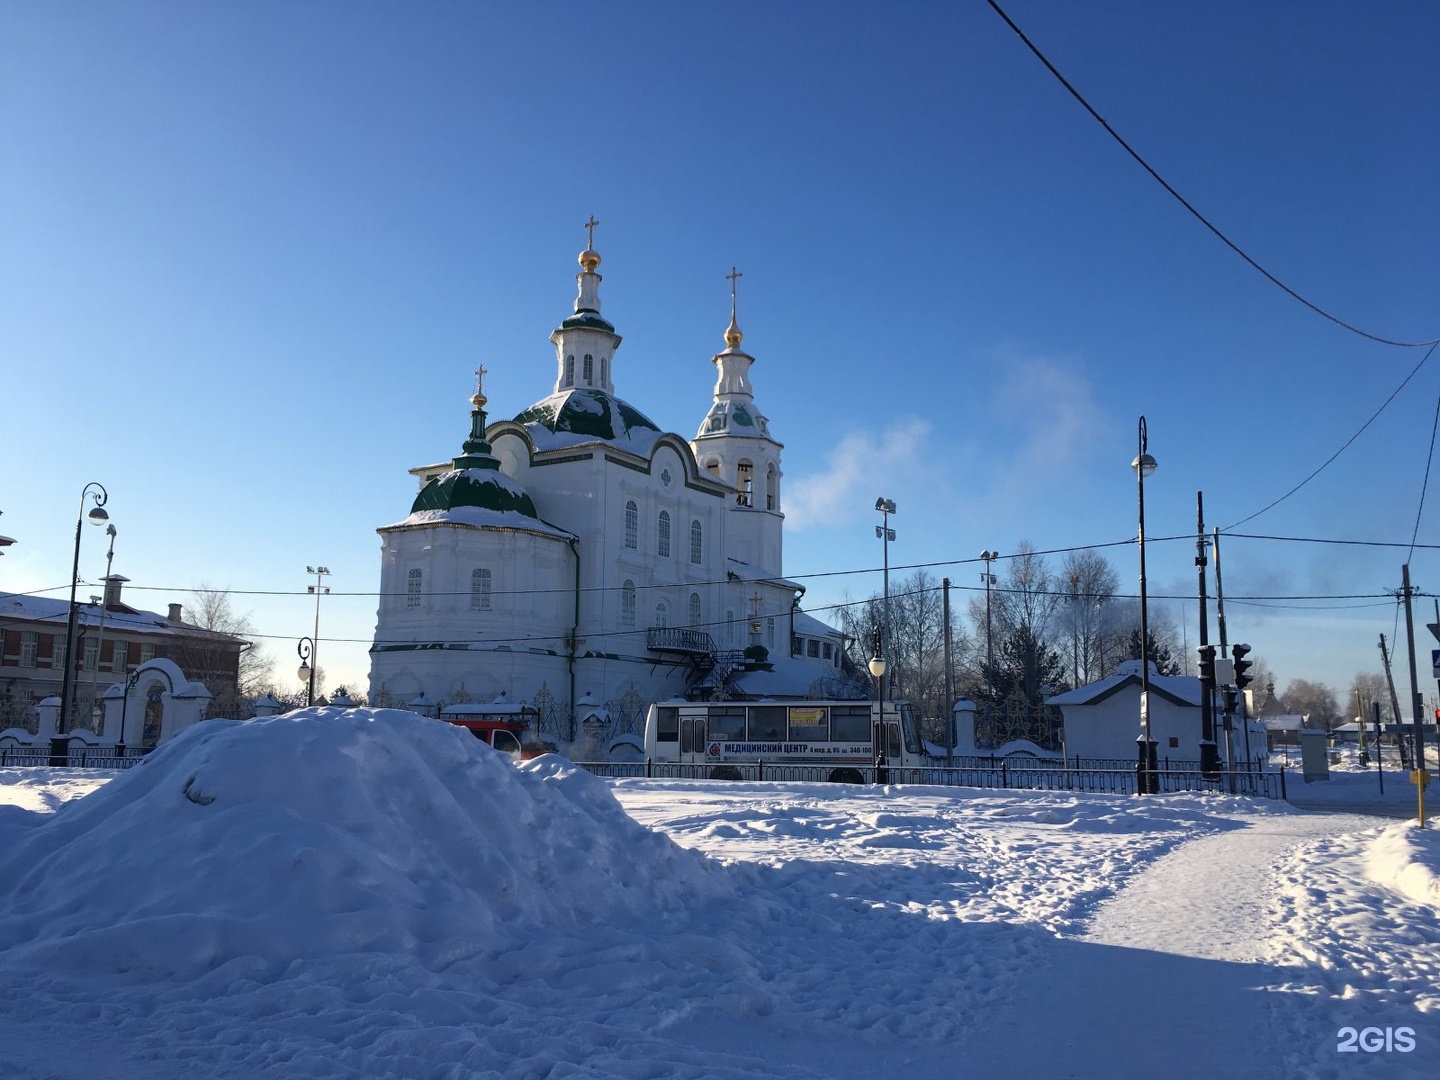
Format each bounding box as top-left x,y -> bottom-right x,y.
0,708 -> 728,978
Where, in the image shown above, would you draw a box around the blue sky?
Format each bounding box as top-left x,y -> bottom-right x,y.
4,0 -> 1439,706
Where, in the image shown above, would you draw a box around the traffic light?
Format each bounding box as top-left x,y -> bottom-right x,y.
1198,644 -> 1216,685
1232,643 -> 1253,690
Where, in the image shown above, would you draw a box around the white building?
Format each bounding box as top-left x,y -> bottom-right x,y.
368,228 -> 850,744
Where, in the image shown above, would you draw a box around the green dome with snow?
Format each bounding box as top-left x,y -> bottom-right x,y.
410,468 -> 539,518
515,388 -> 662,452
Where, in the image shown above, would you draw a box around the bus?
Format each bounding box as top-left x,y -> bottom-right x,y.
643,698 -> 926,783
438,702 -> 540,758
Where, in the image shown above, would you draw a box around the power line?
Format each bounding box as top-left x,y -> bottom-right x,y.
985,0 -> 1440,350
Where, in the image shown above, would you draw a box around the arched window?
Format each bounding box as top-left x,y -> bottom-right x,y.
690,520 -> 703,564
736,460 -> 753,506
621,580 -> 636,627
407,568 -> 423,608
654,601 -> 668,629
583,354 -> 594,384
470,568 -> 492,610
624,500 -> 638,549
688,592 -> 701,626
766,463 -> 779,510
601,356 -> 609,386
564,355 -> 575,387
658,511 -> 671,558
767,617 -> 775,648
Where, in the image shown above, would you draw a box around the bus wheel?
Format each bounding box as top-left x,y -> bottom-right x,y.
708,765 -> 744,781
828,768 -> 865,785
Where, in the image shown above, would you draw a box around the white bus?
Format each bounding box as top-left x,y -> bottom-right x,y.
642,698 -> 925,783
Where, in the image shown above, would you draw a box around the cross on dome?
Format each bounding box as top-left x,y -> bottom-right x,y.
471,364 -> 488,408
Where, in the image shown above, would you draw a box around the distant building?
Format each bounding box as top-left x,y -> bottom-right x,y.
368,227 -> 849,744
1045,660 -> 1267,768
0,575 -> 247,734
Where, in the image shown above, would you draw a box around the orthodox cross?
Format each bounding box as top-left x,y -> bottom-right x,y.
726,266 -> 743,318
584,215 -> 600,248
472,364 -> 488,406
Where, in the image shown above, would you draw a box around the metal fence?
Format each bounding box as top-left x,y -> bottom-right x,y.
0,742 -> 152,770
572,759 -> 1287,799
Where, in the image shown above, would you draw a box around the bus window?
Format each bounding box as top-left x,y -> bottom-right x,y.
493,729 -> 522,755
709,707 -> 745,741
655,707 -> 679,743
830,706 -> 872,743
747,706 -> 786,741
899,704 -> 922,755
787,706 -> 828,741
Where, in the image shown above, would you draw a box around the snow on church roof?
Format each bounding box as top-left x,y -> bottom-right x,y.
514,388 -> 663,455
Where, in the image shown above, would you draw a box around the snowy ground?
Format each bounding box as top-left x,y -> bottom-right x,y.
0,708 -> 1437,1079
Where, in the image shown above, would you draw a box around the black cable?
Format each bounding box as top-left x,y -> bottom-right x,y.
985,0 -> 1440,350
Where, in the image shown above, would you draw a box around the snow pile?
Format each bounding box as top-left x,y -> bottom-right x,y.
1365,820 -> 1440,909
0,708 -> 727,978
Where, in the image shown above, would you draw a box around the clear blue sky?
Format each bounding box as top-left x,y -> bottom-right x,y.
4,0 -> 1438,707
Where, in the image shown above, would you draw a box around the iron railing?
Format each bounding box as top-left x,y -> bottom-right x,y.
571,759 -> 1287,799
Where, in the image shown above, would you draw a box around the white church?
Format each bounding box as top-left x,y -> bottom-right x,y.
367,224 -> 852,746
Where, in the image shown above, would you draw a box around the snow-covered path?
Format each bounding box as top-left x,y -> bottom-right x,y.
1082,811 -> 1379,961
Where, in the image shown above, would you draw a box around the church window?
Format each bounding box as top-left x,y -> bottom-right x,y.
688,593 -> 701,626
736,461 -> 753,507
621,580 -> 636,627
407,568 -> 423,608
767,463 -> 778,511
624,501 -> 638,549
658,511 -> 671,558
470,568 -> 492,611
601,356 -> 609,385
583,354 -> 593,384
564,355 -> 575,387
654,601 -> 668,629
766,617 -> 775,648
690,520 -> 703,564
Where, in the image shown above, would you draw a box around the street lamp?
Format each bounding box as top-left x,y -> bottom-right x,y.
868,625 -> 887,783
306,565 -> 330,704
980,550 -> 1000,683
85,524 -> 118,731
875,498 -> 896,702
58,483 -> 109,736
1133,417 -> 1159,794
297,637 -> 315,707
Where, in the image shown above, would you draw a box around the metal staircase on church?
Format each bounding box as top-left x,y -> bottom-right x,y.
645,628 -> 746,699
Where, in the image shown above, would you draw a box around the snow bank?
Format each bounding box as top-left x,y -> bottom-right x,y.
0,708 -> 728,979
1365,820 -> 1440,909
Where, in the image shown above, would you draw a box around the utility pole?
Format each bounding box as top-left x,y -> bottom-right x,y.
942,577 -> 954,767
1380,633 -> 1409,768
1401,564 -> 1428,826
1196,493 -> 1218,776
1212,528 -> 1235,774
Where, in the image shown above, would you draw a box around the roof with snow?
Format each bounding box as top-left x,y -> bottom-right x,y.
1045,660 -> 1202,709
0,592 -> 247,644
514,388 -> 663,454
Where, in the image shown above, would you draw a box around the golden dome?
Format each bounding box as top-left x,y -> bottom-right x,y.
579,248 -> 601,272
724,314 -> 743,348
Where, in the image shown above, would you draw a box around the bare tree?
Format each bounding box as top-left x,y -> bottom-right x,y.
1059,550 -> 1119,685
1279,678 -> 1342,730
186,584 -> 274,702
1349,671 -> 1391,725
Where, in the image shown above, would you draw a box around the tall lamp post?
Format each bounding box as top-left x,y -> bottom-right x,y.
868,625 -> 887,783
297,637 -> 316,707
875,498 -> 896,702
306,565 -> 330,704
1133,417 -> 1159,794
58,483 -> 110,736
980,550 -> 999,689
85,524 -> 118,731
